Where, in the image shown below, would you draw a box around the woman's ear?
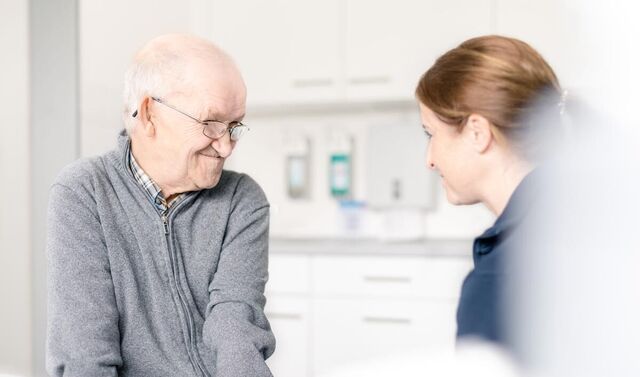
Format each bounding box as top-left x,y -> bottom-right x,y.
136,96 -> 156,137
465,114 -> 493,153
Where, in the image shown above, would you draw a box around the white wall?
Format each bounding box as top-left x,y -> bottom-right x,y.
0,0 -> 32,375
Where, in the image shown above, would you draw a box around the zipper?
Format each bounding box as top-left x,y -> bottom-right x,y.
162,209 -> 209,377
161,213 -> 169,235
122,144 -> 208,376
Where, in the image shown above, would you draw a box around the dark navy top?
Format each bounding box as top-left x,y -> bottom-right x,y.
456,170 -> 540,345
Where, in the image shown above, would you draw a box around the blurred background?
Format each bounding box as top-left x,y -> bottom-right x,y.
1,1 -> 639,376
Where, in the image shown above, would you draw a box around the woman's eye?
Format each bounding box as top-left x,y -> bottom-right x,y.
423,129 -> 433,139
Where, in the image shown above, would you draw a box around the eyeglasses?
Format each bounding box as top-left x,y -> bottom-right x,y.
132,97 -> 250,141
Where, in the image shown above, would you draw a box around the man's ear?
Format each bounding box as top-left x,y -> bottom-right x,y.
136,96 -> 156,137
465,114 -> 493,153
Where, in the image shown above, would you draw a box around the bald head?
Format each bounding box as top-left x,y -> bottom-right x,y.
123,34 -> 245,132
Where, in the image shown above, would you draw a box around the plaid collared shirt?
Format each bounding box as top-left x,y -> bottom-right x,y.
129,151 -> 183,213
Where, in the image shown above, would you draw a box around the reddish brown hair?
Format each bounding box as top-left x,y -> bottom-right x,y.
416,35 -> 562,158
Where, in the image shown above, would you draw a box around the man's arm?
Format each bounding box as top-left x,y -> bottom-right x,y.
202,175 -> 275,377
46,183 -> 122,377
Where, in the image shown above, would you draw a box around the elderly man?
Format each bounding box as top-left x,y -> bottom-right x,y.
46,34 -> 275,376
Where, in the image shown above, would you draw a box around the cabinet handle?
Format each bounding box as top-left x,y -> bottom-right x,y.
362,316 -> 412,325
363,275 -> 412,284
291,78 -> 334,88
265,312 -> 303,320
348,76 -> 390,85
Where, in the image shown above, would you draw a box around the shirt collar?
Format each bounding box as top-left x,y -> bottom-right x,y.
128,151 -> 170,212
475,168 -> 541,251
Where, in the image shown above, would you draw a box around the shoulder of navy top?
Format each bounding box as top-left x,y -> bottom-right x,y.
457,168 -> 543,346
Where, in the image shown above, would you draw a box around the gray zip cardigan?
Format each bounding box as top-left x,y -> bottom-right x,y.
46,131 -> 275,377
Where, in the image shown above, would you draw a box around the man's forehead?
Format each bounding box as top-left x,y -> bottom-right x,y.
183,56 -> 245,89
193,90 -> 246,121
171,57 -> 244,95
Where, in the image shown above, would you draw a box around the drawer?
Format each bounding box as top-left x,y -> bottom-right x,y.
267,254 -> 312,294
312,255 -> 472,299
312,297 -> 458,376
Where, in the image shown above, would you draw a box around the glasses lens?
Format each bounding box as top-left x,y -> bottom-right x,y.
230,125 -> 249,141
203,122 -> 228,139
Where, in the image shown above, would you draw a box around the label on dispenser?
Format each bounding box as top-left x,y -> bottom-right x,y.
330,153 -> 351,198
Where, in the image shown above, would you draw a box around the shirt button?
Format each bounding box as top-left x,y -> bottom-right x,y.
475,239 -> 493,255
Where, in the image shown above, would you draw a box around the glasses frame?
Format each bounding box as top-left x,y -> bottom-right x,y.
133,96 -> 249,141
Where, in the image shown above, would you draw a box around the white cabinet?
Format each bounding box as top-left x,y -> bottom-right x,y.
210,0 -> 343,107
208,0 -> 493,106
310,254 -> 471,375
344,0 -> 493,102
267,250 -> 472,377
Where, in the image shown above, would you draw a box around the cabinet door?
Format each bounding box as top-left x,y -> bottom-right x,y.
210,0 -> 342,107
265,296 -> 312,377
312,297 -> 458,376
345,0 -> 492,102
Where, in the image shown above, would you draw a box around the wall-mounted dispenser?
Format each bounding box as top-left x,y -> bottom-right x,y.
285,135 -> 311,199
328,133 -> 353,199
366,121 -> 436,209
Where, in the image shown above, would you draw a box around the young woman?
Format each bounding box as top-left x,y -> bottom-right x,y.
415,35 -> 566,345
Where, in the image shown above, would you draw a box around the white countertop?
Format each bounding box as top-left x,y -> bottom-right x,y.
269,238 -> 472,257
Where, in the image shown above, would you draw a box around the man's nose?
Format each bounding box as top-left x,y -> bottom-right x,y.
211,131 -> 234,158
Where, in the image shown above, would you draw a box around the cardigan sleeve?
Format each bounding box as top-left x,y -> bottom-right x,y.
202,174 -> 275,377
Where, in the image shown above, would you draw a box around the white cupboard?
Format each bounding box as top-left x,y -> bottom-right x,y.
266,250 -> 472,377
207,0 -> 493,106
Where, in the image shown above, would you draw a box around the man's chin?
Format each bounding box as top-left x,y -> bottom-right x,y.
200,174 -> 222,190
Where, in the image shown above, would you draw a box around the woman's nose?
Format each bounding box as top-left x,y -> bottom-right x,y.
425,144 -> 436,170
